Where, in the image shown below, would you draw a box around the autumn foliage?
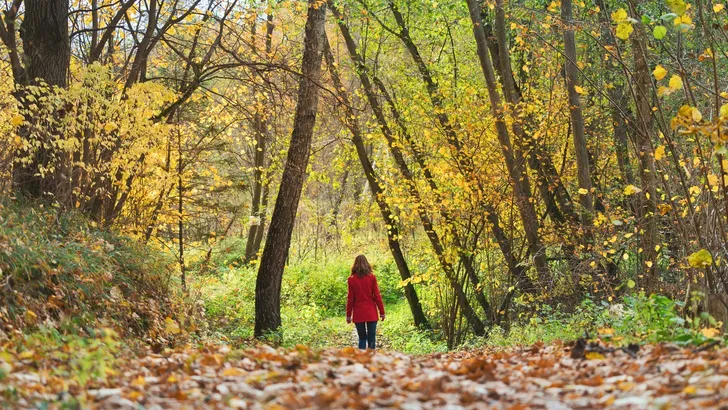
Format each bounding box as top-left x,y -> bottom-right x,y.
1,0 -> 728,405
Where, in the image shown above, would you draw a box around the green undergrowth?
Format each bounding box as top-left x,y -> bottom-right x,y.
484,293 -> 725,348
197,237 -> 723,353
195,246 -> 447,354
0,200 -> 183,342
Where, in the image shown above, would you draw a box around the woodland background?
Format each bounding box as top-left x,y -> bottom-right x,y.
1,0 -> 728,356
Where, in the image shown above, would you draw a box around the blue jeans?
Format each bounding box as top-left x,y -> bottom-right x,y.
355,321 -> 378,350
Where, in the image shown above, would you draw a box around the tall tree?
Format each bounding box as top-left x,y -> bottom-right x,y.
561,0 -> 594,226
11,0 -> 71,198
245,10 -> 276,264
254,0 -> 326,337
627,0 -> 658,288
465,0 -> 549,285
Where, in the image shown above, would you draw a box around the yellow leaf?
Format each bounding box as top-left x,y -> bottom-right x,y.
701,327 -> 720,338
683,385 -> 697,395
611,8 -> 628,22
222,367 -> 246,377
131,375 -> 146,387
10,114 -> 24,127
719,104 -> 728,120
574,86 -> 588,95
669,75 -> 683,90
655,145 -> 666,160
24,309 -> 37,324
624,184 -> 642,195
127,391 -> 143,401
165,317 -> 181,334
585,352 -> 606,360
715,4 -> 725,13
653,65 -> 668,80
688,249 -> 713,268
646,261 -> 653,268
104,122 -> 118,133
708,174 -> 719,187
578,188 -> 589,195
691,107 -> 702,122
598,327 -> 615,335
616,22 -> 634,40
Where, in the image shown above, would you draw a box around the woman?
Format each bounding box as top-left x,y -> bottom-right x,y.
346,255 -> 385,350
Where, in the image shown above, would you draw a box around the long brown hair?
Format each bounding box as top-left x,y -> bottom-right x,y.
351,255 -> 372,278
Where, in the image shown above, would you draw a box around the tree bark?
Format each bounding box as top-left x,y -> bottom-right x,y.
595,0 -> 635,187
245,12 -> 275,264
465,0 -> 549,285
628,0 -> 658,288
254,0 -> 326,337
12,0 -> 70,199
561,0 -> 594,226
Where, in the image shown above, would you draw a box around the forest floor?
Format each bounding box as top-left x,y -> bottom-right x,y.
4,340 -> 728,409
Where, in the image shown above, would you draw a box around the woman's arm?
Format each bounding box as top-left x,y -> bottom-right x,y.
346,278 -> 354,323
372,275 -> 385,319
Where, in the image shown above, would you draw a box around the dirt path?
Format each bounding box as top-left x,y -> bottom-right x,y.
4,342 -> 728,409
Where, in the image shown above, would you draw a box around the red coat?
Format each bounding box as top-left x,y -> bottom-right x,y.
346,273 -> 385,323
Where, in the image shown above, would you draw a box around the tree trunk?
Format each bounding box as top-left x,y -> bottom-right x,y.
12,0 -> 70,199
254,1 -> 326,337
561,0 -> 594,226
323,34 -> 430,329
465,0 -> 549,285
245,11 -> 275,264
253,180 -> 270,254
628,0 -> 659,288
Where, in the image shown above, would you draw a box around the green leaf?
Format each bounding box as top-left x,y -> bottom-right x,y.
715,144 -> 728,155
660,12 -> 678,21
627,279 -> 636,289
641,14 -> 652,24
653,25 -> 667,39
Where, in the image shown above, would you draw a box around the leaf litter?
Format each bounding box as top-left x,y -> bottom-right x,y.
3,341 -> 728,409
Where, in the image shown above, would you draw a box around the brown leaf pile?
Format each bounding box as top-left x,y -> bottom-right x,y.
3,341 -> 728,409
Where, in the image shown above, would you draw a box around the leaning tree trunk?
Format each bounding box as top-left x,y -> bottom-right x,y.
13,0 -> 70,199
465,0 -> 549,286
323,34 -> 430,329
254,0 -> 326,338
330,0 -> 486,336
